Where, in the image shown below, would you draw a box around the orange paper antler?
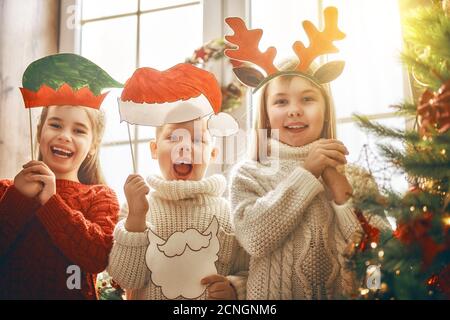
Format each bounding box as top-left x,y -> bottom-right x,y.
224,17 -> 278,76
224,7 -> 345,90
293,7 -> 345,71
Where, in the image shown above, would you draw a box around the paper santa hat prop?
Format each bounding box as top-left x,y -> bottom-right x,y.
20,53 -> 123,109
118,63 -> 239,137
224,6 -> 346,92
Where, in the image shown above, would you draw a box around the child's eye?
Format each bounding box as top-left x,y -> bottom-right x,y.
193,138 -> 204,144
274,99 -> 288,106
302,96 -> 315,103
49,123 -> 61,129
74,129 -> 87,134
169,134 -> 180,142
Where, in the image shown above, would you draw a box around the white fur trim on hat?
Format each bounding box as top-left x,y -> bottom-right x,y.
118,94 -> 213,126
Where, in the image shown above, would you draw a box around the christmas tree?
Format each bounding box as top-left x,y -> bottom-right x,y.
351,0 -> 450,299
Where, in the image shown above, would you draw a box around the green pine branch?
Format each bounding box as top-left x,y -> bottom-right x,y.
378,143 -> 450,179
353,114 -> 423,144
390,102 -> 418,117
401,5 -> 450,90
401,52 -> 444,90
352,3 -> 450,300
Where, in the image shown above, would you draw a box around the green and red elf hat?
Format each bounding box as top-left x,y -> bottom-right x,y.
224,6 -> 346,92
118,63 -> 239,137
20,53 -> 123,109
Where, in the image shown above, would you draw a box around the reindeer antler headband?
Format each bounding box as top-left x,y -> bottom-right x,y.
224,6 -> 346,92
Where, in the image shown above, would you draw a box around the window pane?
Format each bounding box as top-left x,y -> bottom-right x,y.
250,0 -> 405,118
139,5 -> 203,70
81,16 -> 137,83
100,145 -> 135,205
337,118 -> 408,193
81,0 -> 137,20
250,0 -> 319,65
323,0 -> 405,118
101,89 -> 136,144
81,16 -> 138,145
137,142 -> 161,177
138,125 -> 156,141
140,0 -> 200,11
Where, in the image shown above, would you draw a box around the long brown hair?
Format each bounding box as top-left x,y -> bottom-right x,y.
36,106 -> 106,185
252,58 -> 337,162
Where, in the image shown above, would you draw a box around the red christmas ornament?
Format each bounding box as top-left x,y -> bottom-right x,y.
393,212 -> 445,270
417,79 -> 450,136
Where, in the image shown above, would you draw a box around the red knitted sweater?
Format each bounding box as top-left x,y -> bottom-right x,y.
0,179 -> 119,299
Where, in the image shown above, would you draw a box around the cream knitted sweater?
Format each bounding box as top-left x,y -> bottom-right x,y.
229,139 -> 388,300
108,174 -> 249,300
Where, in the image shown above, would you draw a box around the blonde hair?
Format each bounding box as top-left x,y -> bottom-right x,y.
36,106 -> 106,185
252,58 -> 337,161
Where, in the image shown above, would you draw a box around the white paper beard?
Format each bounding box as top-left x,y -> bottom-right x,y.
145,216 -> 220,299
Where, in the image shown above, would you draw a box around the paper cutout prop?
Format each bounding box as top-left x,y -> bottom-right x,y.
118,63 -> 239,137
20,53 -> 123,109
19,53 -> 122,160
224,6 -> 345,92
145,216 -> 220,299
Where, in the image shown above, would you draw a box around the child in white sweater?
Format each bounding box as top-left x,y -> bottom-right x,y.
225,12 -> 389,299
108,64 -> 248,300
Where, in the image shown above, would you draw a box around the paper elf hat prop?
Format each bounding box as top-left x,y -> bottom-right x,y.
20,53 -> 123,109
224,6 -> 345,92
118,63 -> 239,137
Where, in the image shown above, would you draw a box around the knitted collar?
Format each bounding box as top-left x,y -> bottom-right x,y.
55,179 -> 86,188
146,174 -> 227,201
269,138 -> 316,161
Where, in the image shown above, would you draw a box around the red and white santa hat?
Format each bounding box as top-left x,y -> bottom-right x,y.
118,63 -> 239,137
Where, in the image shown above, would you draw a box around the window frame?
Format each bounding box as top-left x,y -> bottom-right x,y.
60,0 -> 215,174
59,0 -> 414,171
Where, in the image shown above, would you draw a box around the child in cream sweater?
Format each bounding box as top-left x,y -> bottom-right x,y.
108,64 -> 248,300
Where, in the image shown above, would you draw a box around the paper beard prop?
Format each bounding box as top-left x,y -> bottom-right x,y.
118,63 -> 239,137
145,216 -> 220,299
20,53 -> 123,109
224,6 -> 346,92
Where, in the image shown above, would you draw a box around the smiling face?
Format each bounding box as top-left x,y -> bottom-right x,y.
150,118 -> 218,181
265,76 -> 327,147
38,106 -> 94,181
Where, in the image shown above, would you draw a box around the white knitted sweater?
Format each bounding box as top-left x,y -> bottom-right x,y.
229,139 -> 386,300
108,174 -> 249,300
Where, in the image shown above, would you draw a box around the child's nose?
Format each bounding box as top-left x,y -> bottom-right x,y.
288,109 -> 303,117
287,103 -> 304,117
57,130 -> 71,142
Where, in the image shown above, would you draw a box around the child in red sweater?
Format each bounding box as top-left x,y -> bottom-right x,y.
0,54 -> 121,299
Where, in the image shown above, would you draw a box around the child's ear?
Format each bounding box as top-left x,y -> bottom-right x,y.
149,139 -> 158,159
210,147 -> 219,161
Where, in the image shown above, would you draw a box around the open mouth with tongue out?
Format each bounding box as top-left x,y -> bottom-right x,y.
173,160 -> 193,177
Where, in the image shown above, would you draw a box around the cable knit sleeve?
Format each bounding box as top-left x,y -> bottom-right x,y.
230,164 -> 324,258
0,180 -> 41,257
331,200 -> 362,241
226,244 -> 250,300
107,203 -> 152,290
36,186 -> 119,274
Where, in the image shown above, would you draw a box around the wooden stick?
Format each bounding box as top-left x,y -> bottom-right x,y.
28,109 -> 34,160
127,123 -> 136,173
